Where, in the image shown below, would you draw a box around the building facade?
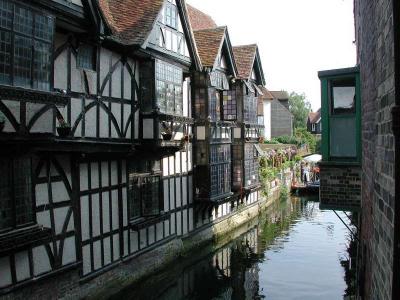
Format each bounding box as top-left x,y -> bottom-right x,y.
0,0 -> 269,297
307,109 -> 321,135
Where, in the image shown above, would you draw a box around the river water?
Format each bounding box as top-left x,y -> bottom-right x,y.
108,196 -> 353,300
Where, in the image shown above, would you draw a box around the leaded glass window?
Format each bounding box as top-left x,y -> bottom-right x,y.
0,0 -> 54,90
244,144 -> 259,187
244,91 -> 258,124
222,90 -> 237,120
77,44 -> 96,71
210,144 -> 231,197
128,173 -> 162,219
0,157 -> 34,231
165,2 -> 177,29
155,60 -> 183,115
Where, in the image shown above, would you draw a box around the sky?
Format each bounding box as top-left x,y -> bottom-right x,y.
187,0 -> 356,111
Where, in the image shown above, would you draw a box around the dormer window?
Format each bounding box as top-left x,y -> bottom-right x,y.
0,1 -> 54,91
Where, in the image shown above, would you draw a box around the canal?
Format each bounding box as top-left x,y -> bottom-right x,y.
106,196 -> 354,300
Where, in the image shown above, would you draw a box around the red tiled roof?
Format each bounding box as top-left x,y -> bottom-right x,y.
98,0 -> 164,45
193,26 -> 226,67
270,90 -> 289,100
232,44 -> 257,80
308,109 -> 321,123
259,86 -> 275,100
187,4 -> 217,30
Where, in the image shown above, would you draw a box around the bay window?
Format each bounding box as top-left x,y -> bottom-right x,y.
156,60 -> 183,115
0,0 -> 54,91
244,144 -> 259,187
210,144 -> 231,197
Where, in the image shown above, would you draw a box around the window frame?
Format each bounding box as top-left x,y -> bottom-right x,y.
164,1 -> 178,29
0,156 -> 36,234
155,59 -> 183,115
0,0 -> 55,91
128,172 -> 163,221
76,42 -> 97,71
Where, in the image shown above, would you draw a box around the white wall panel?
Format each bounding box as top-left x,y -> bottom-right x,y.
111,190 -> 119,230
92,194 -> 100,237
82,245 -> 91,275
156,222 -> 163,241
93,240 -> 102,270
62,236 -> 77,265
32,246 -> 51,276
53,206 -> 69,235
15,251 -> 29,281
51,181 -> 69,203
0,258 -> 11,287
36,210 -> 51,229
113,234 -> 119,261
102,192 -> 110,232
54,49 -> 68,90
91,162 -> 99,189
103,238 -> 111,265
148,225 -> 155,245
130,231 -> 139,252
81,196 -> 90,240
111,62 -> 122,99
35,183 -> 49,206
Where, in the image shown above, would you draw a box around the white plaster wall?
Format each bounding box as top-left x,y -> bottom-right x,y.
263,100 -> 272,140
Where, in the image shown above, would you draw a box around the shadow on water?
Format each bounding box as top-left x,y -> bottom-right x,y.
108,195 -> 353,300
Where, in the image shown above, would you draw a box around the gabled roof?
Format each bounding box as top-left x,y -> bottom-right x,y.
259,86 -> 275,100
193,26 -> 237,75
187,4 -> 217,30
308,109 -> 321,123
233,45 -> 257,79
98,0 -> 202,69
270,91 -> 289,100
99,0 -> 164,46
232,44 -> 266,85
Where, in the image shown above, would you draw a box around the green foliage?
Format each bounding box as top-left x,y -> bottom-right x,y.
0,112 -> 5,123
288,91 -> 312,129
273,135 -> 298,145
294,128 -> 316,153
279,185 -> 289,201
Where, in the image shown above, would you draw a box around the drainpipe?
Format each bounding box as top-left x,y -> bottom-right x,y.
391,0 -> 400,299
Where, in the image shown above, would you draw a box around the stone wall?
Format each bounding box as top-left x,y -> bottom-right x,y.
354,0 -> 396,299
319,165 -> 362,210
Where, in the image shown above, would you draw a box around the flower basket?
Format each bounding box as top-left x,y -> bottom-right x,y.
161,132 -> 172,140
57,126 -> 71,137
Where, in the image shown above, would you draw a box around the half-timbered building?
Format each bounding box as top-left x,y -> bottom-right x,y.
0,1 -> 269,297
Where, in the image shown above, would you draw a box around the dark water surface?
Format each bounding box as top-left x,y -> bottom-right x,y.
109,196 -> 351,300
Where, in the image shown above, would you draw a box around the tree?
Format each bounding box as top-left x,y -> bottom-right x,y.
288,91 -> 311,129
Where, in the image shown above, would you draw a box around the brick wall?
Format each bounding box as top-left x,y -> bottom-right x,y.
354,0 -> 396,299
319,165 -> 361,209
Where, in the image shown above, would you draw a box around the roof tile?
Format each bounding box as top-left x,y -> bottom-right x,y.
232,45 -> 257,80
187,4 -> 217,30
193,26 -> 226,67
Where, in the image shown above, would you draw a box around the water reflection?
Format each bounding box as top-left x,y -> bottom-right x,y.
109,196 -> 351,300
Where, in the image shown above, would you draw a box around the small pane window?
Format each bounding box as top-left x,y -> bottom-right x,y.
0,0 -> 12,30
0,157 -> 34,231
0,1 -> 53,90
14,6 -> 33,36
77,44 -> 96,71
0,30 -> 11,84
14,35 -> 32,88
128,173 -> 162,219
165,3 -> 177,28
331,78 -> 356,114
